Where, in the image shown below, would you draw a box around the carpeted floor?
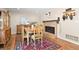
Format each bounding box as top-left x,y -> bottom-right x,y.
16,39 -> 61,50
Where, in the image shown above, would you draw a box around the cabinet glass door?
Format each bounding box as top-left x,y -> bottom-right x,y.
0,19 -> 3,29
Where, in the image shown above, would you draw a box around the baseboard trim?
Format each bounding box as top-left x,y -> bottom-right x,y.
58,36 -> 79,45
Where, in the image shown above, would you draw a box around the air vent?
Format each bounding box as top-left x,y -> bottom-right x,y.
65,34 -> 79,42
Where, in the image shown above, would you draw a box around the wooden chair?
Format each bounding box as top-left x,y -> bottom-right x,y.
31,23 -> 43,49
21,25 -> 31,45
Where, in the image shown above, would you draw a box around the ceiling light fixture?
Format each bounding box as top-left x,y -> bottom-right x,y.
62,8 -> 75,20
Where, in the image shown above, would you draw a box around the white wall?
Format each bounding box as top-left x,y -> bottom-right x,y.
58,8 -> 79,45
41,8 -> 79,44
10,11 -> 40,34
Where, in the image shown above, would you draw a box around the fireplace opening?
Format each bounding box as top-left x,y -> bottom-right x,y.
45,26 -> 55,34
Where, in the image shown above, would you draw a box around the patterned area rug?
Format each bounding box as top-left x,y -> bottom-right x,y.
21,39 -> 61,50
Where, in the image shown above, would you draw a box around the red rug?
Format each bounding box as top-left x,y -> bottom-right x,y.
22,39 -> 61,50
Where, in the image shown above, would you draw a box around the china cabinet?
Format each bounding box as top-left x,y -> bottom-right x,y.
0,10 -> 11,48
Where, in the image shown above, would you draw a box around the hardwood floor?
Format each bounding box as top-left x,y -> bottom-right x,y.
50,38 -> 79,50
2,35 -> 79,50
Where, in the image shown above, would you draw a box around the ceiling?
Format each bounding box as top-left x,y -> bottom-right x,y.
6,8 -> 55,15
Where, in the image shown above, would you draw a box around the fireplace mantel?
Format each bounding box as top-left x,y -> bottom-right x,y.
43,17 -> 60,24
43,20 -> 57,22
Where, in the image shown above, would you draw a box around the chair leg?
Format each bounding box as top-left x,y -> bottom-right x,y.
33,40 -> 36,49
40,39 -> 43,47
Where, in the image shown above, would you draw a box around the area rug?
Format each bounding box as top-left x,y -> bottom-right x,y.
21,39 -> 61,50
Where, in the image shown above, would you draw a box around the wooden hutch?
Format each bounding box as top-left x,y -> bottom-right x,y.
0,10 -> 11,48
